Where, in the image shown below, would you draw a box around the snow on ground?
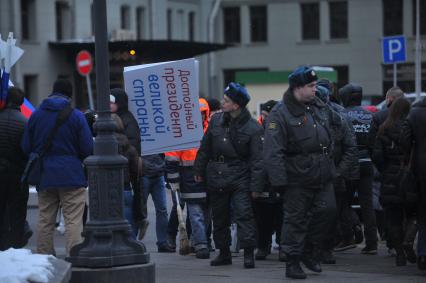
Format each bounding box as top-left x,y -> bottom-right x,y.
0,249 -> 54,283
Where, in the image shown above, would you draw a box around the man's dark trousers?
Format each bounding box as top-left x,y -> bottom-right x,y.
281,183 -> 336,256
253,201 -> 282,249
346,161 -> 378,247
0,173 -> 29,250
209,186 -> 256,250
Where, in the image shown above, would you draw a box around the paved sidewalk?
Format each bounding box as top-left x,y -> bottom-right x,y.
24,190 -> 426,283
148,245 -> 425,283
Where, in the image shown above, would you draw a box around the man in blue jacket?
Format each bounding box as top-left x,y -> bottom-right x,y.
21,79 -> 93,256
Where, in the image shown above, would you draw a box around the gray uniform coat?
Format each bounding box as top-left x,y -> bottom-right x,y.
263,90 -> 337,188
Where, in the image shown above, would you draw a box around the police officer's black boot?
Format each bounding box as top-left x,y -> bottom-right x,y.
403,219 -> 417,264
278,247 -> 288,262
255,247 -> 268,260
210,248 -> 232,266
244,248 -> 255,268
286,256 -> 306,279
301,249 -> 322,273
321,249 -> 336,264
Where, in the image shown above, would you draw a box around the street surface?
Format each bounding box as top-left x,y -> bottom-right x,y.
25,191 -> 425,283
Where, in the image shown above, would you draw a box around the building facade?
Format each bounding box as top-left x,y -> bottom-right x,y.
0,0 -> 425,107
215,0 -> 426,101
0,0 -> 216,107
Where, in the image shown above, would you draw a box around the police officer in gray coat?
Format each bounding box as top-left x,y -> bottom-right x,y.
263,66 -> 337,279
316,84 -> 359,264
194,82 -> 263,269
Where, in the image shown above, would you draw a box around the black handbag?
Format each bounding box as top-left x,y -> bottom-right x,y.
399,145 -> 418,204
21,105 -> 73,186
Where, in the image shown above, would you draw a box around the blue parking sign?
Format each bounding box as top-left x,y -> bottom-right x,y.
382,36 -> 406,64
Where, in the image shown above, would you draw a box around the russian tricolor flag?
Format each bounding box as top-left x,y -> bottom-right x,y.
21,98 -> 35,118
0,70 -> 35,117
0,71 -> 9,109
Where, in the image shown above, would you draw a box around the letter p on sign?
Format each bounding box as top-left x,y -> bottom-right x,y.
388,40 -> 402,60
382,36 -> 406,64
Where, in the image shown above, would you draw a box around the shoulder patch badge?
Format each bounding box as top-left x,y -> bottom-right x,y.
269,122 -> 277,129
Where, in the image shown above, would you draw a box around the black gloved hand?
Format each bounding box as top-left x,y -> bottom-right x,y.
271,185 -> 287,193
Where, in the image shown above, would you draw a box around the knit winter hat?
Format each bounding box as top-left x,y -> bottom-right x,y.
52,79 -> 73,98
110,88 -> 129,111
207,98 -> 221,112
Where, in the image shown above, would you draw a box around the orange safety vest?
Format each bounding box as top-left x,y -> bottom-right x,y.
165,98 -> 210,166
165,149 -> 198,167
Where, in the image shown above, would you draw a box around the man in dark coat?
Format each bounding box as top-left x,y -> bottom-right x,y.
110,88 -> 141,154
253,99 -> 284,261
110,88 -> 154,245
338,83 -> 379,254
194,82 -> 263,269
401,97 -> 426,270
263,66 -> 337,279
0,87 -> 30,250
315,85 -> 359,264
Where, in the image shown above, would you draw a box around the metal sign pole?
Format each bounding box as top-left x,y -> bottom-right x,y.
85,74 -> 94,110
393,63 -> 397,86
415,0 -> 421,99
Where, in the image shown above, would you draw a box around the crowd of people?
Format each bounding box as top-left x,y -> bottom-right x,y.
0,66 -> 426,279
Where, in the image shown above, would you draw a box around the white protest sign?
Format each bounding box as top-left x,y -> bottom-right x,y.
0,33 -> 24,70
124,58 -> 203,156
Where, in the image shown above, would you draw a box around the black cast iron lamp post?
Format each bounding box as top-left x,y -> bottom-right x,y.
66,0 -> 149,268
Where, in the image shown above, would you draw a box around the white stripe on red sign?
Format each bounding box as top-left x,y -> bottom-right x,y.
78,59 -> 91,67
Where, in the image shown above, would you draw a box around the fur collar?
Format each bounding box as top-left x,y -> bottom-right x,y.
221,107 -> 252,127
283,89 -> 325,117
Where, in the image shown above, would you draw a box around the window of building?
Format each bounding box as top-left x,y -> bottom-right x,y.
121,5 -> 131,29
136,7 -> 145,39
21,0 -> 36,40
91,4 -> 94,35
55,1 -> 72,40
167,9 -> 172,39
223,7 -> 241,43
330,65 -> 349,91
413,0 -> 426,35
329,1 -> 348,39
383,0 -> 403,36
23,75 -> 38,103
301,3 -> 320,40
177,10 -> 184,40
250,6 -> 267,42
189,12 -> 195,41
223,68 -> 268,89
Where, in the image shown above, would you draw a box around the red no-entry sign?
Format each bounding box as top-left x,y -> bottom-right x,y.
76,50 -> 93,76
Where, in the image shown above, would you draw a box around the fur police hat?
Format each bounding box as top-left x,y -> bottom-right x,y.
316,85 -> 331,103
288,66 -> 318,88
260,100 -> 277,113
224,82 -> 250,107
317,79 -> 333,93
